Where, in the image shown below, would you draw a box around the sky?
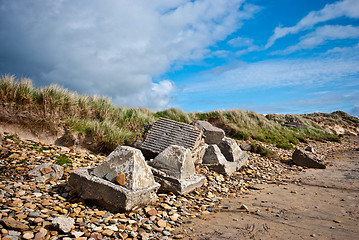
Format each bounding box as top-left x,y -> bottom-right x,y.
0,0 -> 359,116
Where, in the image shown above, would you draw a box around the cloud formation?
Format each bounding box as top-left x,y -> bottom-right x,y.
0,0 -> 250,110
266,0 -> 359,48
185,53 -> 359,93
276,25 -> 359,54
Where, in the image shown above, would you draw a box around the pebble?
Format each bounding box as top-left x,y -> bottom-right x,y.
0,134 -> 356,240
22,232 -> 34,239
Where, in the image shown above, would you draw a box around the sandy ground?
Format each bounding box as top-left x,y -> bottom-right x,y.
177,142 -> 359,239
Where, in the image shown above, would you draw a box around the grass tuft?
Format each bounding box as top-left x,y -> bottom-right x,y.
1,75 -> 356,152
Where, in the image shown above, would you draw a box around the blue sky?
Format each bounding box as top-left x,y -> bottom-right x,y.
1,0 -> 359,116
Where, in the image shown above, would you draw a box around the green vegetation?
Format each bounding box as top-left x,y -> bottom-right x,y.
1,75 -> 356,153
55,154 -> 72,166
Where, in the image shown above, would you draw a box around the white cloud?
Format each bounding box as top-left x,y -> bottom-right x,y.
275,25 -> 359,54
184,54 -> 359,93
228,37 -> 254,47
266,0 -> 359,48
0,0 -> 253,110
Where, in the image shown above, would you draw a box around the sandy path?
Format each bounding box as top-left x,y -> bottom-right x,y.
177,147 -> 359,239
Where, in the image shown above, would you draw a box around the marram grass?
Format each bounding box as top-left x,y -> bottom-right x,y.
0,74 -> 347,152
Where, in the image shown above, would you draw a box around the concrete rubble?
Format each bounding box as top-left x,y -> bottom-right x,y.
68,146 -> 160,211
27,163 -> 64,183
139,118 -> 203,159
292,148 -> 326,169
193,120 -> 225,144
218,137 -> 248,170
4,132 -> 356,239
149,145 -> 205,194
202,145 -> 238,175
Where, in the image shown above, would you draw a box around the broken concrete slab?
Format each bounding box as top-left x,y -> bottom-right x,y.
68,146 -> 160,211
202,145 -> 237,175
93,146 -> 157,190
27,163 -> 64,182
150,145 -> 195,179
218,137 -> 248,170
69,168 -> 159,211
193,120 -> 225,144
139,118 -> 203,159
149,145 -> 205,194
292,148 -> 326,169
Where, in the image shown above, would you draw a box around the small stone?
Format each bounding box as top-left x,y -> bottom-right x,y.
170,213 -> 180,221
28,211 -> 40,218
238,204 -> 249,212
115,173 -> 126,186
102,229 -> 114,236
40,167 -> 53,175
333,219 -> 342,223
157,219 -> 167,228
1,219 -> 29,231
163,230 -> 171,236
52,217 -> 74,233
72,231 -> 84,238
174,234 -> 185,239
34,232 -> 45,240
147,209 -> 157,216
22,232 -> 34,239
233,218 -> 238,221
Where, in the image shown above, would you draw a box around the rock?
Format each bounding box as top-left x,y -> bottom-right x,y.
69,146 -> 160,211
33,232 -> 46,240
292,149 -> 326,169
27,163 -> 64,182
157,219 -> 167,228
193,120 -> 224,144
1,219 -> 29,231
305,146 -> 315,153
238,204 -> 249,212
28,211 -> 39,218
202,145 -> 237,175
22,232 -> 34,239
240,142 -> 252,151
218,137 -> 248,170
115,173 -> 126,186
52,217 -> 74,233
149,145 -> 205,194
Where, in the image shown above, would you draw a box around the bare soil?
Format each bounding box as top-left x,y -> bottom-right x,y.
178,140 -> 359,240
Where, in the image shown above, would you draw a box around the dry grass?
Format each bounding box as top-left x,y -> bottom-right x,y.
1,75 -> 355,152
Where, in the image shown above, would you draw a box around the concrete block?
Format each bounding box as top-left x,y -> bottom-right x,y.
149,145 -> 205,194
202,145 -> 237,175
218,137 -> 248,170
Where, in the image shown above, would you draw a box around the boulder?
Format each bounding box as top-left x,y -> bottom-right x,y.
292,149 -> 326,169
149,145 -> 205,194
218,137 -> 248,170
202,145 -> 237,175
69,146 -> 160,211
193,120 -> 224,144
27,163 -> 64,182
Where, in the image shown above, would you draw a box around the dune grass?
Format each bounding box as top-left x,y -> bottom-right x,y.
1,75 -> 351,152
